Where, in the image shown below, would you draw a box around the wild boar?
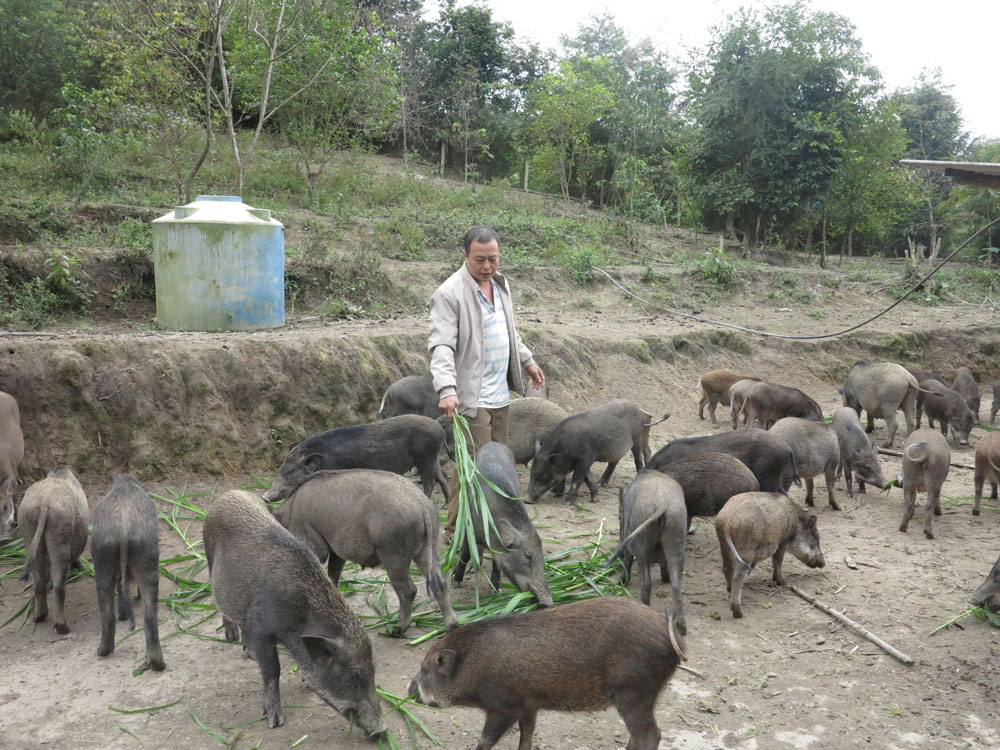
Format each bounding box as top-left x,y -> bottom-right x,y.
408,597 -> 684,750
610,473 -> 687,633
971,552 -> 1000,613
973,432 -> 1000,517
507,398 -> 568,466
452,442 -> 552,607
898,428 -> 951,540
916,379 -> 976,446
831,407 -> 886,498
527,400 -> 669,505
204,490 -> 385,737
263,415 -> 449,502
742,382 -> 824,429
647,428 -> 800,495
18,466 -> 89,634
991,381 -> 1000,426
0,391 -> 24,537
904,365 -> 946,386
274,470 -> 458,634
952,367 -> 981,423
729,378 -> 762,430
694,369 -> 760,425
375,375 -> 438,421
657,452 -> 759,518
769,417 -> 841,510
715,492 -> 825,618
841,361 -> 920,447
91,473 -> 164,670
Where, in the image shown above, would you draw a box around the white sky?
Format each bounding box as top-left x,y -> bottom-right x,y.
458,0 -> 998,142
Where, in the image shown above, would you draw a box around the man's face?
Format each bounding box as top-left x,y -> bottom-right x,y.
464,239 -> 500,284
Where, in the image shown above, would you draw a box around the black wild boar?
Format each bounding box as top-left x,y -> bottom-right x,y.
715,492 -> 825,619
769,417 -> 841,510
263,415 -> 449,502
841,361 -> 920,448
92,473 -> 164,670
274,469 -> 458,634
374,375 -> 438,421
408,597 -> 685,750
741,382 -> 824,429
18,466 -> 89,634
973,432 -> 1000,516
831,407 -> 886,498
952,367 -> 981,423
694,369 -> 760,425
971,552 -> 1000,613
507,398 -> 567,465
610,472 -> 687,632
527,400 -> 669,504
0,390 -> 23,538
453,443 -> 552,607
916,379 -> 976,446
204,490 -> 385,737
657,451 -> 760,517
647,428 -> 800,495
898,428 -> 950,540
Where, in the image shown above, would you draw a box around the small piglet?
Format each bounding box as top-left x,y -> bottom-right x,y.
408,597 -> 685,750
973,432 -> 1000,517
611,472 -> 687,634
898,428 -> 950,539
715,492 -> 825,618
92,473 -> 164,670
274,469 -> 458,634
204,490 -> 385,737
18,466 -> 89,634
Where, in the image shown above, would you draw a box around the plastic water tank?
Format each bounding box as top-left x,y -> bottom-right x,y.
152,195 -> 284,331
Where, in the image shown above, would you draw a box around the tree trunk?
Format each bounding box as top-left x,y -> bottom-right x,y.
440,141 -> 446,174
523,157 -> 529,191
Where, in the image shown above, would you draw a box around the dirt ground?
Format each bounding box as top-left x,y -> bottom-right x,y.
2,271 -> 1000,750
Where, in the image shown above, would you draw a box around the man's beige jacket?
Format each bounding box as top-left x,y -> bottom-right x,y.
428,265 -> 536,417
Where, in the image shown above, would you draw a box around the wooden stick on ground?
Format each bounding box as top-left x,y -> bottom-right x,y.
789,585 -> 914,666
878,447 -> 975,471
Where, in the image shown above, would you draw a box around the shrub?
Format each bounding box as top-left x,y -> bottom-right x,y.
700,247 -> 736,286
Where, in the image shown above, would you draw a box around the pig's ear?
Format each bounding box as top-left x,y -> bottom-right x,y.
434,649 -> 458,677
303,453 -> 326,472
302,633 -> 346,662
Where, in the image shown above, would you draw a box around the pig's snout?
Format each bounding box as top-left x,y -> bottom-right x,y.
808,554 -> 826,569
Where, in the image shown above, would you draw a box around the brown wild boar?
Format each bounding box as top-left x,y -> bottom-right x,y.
204,490 -> 385,737
92,473 -> 164,670
715,492 -> 825,618
741,382 -> 824,430
694,369 -> 760,425
18,466 -> 89,634
408,597 -> 685,750
898,428 -> 951,540
973,432 -> 1000,517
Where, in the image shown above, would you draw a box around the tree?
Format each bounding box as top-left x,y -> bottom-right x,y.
684,1 -> 878,250
523,60 -> 614,200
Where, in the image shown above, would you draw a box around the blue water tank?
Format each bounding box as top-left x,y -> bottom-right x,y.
152,195 -> 284,331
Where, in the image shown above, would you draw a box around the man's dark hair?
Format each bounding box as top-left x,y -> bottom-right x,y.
463,226 -> 499,253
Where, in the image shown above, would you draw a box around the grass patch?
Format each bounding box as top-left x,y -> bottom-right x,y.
930,605 -> 1000,635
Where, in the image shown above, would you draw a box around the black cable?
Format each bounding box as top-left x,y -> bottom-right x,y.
595,216 -> 1000,340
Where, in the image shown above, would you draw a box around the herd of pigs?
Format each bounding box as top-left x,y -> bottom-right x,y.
1,359 -> 1000,750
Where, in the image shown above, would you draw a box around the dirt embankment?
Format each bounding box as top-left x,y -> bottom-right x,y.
3,321 -> 999,482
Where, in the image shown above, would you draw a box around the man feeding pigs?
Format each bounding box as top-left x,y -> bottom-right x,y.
429,225 -> 546,541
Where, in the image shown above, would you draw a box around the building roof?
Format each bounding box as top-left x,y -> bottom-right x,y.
900,160 -> 1000,188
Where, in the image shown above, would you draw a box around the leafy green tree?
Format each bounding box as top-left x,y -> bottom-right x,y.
684,1 -> 878,250
523,60 -> 614,200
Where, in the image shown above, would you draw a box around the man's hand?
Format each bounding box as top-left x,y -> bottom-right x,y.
439,395 -> 459,418
526,364 -> 546,389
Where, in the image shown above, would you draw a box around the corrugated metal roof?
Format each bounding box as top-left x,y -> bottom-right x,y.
900,160 -> 1000,188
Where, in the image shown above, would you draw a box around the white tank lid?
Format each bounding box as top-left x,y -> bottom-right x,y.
153,195 -> 282,225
